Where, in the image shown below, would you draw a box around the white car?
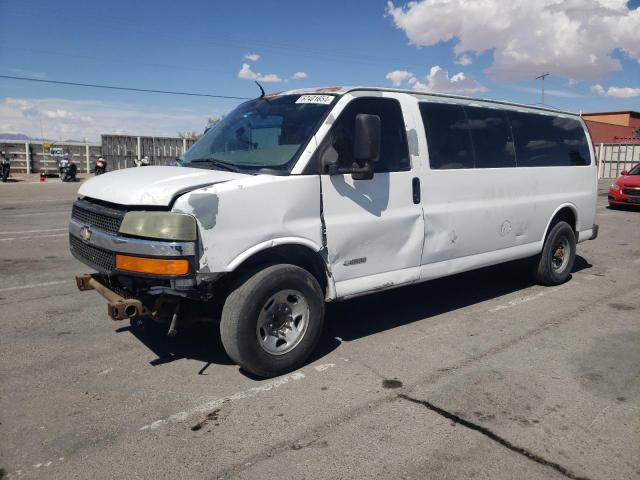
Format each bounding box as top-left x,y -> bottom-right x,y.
70,87 -> 598,377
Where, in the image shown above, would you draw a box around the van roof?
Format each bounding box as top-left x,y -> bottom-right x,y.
273,86 -> 579,118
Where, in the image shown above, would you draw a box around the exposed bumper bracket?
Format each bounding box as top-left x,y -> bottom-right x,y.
75,273 -> 151,321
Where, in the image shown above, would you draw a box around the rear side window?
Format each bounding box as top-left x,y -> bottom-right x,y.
508,112 -> 589,167
420,103 -> 474,169
465,106 -> 516,168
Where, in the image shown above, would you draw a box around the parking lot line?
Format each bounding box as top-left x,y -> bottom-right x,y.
487,281 -> 575,313
140,364 -> 337,431
0,233 -> 67,242
0,228 -> 67,235
0,210 -> 69,217
0,280 -> 68,292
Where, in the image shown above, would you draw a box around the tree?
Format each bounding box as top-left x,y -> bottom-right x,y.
178,116 -> 224,139
633,127 -> 640,138
207,116 -> 224,129
177,131 -> 201,140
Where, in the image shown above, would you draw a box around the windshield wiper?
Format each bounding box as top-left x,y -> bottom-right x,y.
189,158 -> 240,172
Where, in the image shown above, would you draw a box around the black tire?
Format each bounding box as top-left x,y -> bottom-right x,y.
220,264 -> 325,378
532,221 -> 576,286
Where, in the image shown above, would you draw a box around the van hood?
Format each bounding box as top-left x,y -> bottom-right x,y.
78,166 -> 247,207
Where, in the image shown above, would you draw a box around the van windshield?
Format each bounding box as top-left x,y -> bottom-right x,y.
182,94 -> 334,173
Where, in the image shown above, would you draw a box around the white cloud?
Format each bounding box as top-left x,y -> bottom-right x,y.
292,71 -> 308,79
455,54 -> 472,66
385,66 -> 486,94
244,53 -> 260,62
385,70 -> 414,87
386,0 -> 640,81
238,63 -> 283,83
0,97 -> 216,142
592,84 -> 640,98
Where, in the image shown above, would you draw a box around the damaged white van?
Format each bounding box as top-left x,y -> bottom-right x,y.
70,87 -> 598,377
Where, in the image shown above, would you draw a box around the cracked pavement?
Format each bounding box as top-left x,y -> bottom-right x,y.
0,179 -> 638,479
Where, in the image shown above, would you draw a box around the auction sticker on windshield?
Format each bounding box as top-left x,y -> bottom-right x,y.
296,95 -> 334,105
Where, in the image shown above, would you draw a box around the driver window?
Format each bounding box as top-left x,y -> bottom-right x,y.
322,97 -> 410,173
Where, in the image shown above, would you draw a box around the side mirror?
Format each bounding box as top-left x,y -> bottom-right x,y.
621,169 -> 628,176
320,113 -> 380,180
353,114 -> 381,164
350,114 -> 380,180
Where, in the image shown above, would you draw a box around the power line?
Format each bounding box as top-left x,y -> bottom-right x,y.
0,75 -> 251,100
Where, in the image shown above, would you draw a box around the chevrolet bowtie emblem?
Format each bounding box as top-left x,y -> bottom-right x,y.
79,226 -> 92,242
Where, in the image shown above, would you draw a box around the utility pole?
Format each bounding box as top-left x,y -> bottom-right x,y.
535,73 -> 550,106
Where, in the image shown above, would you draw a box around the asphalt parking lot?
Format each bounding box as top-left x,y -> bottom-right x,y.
0,177 -> 638,480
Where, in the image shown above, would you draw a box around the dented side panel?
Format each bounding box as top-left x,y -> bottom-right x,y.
315,92 -> 426,296
414,101 -> 598,272
172,175 -> 323,273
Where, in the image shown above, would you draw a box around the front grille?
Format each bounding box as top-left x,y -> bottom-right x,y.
70,235 -> 115,272
71,201 -> 123,234
622,188 -> 640,197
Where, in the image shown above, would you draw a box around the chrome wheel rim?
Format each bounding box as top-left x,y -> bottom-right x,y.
551,237 -> 570,273
256,289 -> 309,355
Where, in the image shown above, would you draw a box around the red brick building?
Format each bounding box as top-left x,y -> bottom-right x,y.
582,111 -> 640,144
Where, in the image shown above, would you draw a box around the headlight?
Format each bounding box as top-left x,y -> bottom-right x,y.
611,183 -> 620,191
119,212 -> 197,241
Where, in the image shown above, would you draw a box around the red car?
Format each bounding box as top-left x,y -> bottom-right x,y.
609,163 -> 640,208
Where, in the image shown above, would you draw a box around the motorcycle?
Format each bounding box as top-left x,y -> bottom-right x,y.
135,156 -> 150,167
95,157 -> 107,175
58,158 -> 77,182
1,153 -> 10,182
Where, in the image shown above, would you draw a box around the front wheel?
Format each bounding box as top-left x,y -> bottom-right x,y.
220,264 -> 325,378
532,221 -> 576,286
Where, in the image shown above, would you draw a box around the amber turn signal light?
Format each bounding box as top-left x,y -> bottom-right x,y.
115,255 -> 189,275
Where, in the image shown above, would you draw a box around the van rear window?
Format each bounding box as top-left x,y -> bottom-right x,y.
420,102 -> 590,169
465,106 -> 516,168
420,103 -> 474,169
508,111 -> 590,167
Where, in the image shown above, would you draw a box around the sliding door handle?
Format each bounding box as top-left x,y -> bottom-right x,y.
412,177 -> 421,204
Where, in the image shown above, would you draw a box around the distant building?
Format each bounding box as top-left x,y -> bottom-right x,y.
582,111 -> 640,144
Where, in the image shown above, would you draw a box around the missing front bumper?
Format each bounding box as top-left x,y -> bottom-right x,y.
75,273 -> 151,320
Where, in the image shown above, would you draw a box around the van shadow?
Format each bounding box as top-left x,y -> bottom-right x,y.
116,318 -> 233,369
320,254 -> 592,345
119,255 -> 591,375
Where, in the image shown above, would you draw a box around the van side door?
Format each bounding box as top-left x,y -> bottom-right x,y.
417,101 -> 533,272
318,95 -> 425,298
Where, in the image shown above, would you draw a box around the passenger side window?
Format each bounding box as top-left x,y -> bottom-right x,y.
324,97 -> 410,173
464,106 -> 516,168
420,103 -> 474,169
508,111 -> 589,167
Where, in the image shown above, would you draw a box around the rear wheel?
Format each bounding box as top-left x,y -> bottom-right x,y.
220,264 -> 325,378
532,221 -> 576,286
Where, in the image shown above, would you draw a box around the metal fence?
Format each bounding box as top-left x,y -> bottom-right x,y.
0,140 -> 101,174
596,142 -> 640,179
0,135 -> 198,174
101,135 -> 197,170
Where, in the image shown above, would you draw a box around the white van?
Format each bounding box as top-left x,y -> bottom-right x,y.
70,87 -> 598,377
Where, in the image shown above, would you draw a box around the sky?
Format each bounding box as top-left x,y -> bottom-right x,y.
0,0 -> 639,142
